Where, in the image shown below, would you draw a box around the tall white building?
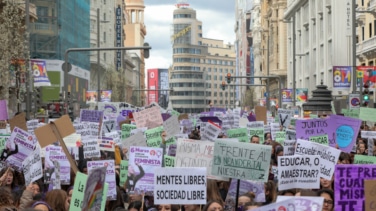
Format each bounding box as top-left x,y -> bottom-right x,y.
284,0 -> 352,110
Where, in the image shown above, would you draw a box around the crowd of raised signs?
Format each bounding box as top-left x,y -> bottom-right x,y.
0,100 -> 376,211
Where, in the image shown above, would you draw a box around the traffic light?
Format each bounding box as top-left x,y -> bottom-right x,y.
363,82 -> 370,107
144,43 -> 150,59
227,73 -> 231,84
221,81 -> 226,90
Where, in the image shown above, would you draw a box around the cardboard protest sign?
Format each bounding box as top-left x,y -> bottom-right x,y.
133,106 -> 163,128
226,128 -> 248,142
45,145 -> 71,185
335,164 -> 376,211
69,172 -> 88,210
175,139 -> 225,180
249,128 -> 264,143
283,140 -> 296,156
364,180 -> 376,211
309,134 -> 329,145
354,155 -> 376,164
119,160 -> 128,187
255,106 -> 267,124
128,146 -> 163,195
82,139 -> 101,159
145,126 -> 164,148
87,160 -> 116,200
163,115 -> 180,139
296,117 -> 332,144
278,155 -> 320,191
295,139 -> 341,180
277,109 -> 294,129
101,119 -> 116,134
275,131 -> 286,144
82,166 -> 106,211
9,112 -> 27,132
154,167 -> 207,204
0,121 -> 6,129
201,121 -> 222,142
0,100 -> 8,121
164,155 -> 175,167
22,148 -> 43,186
121,124 -> 137,140
6,127 -> 37,171
63,133 -> 81,147
80,109 -> 103,123
212,139 -> 272,182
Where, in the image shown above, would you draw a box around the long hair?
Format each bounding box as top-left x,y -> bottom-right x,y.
45,189 -> 67,211
206,179 -> 224,205
107,186 -> 125,211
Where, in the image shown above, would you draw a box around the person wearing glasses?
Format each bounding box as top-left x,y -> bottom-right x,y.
317,189 -> 334,211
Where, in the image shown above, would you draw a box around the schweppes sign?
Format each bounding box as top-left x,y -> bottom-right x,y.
172,25 -> 191,41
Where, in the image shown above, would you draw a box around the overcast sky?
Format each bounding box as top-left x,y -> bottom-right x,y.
143,0 -> 236,70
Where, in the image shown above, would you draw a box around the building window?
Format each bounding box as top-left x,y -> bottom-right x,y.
198,25 -> 202,30
36,6 -> 48,24
199,33 -> 202,37
103,32 -> 106,42
362,26 -> 365,40
104,53 -> 106,61
198,41 -> 202,45
370,23 -> 373,38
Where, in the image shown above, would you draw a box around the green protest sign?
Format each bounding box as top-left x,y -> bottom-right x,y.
121,124 -> 136,140
309,134 -> 329,146
212,139 -> 272,182
119,160 -> 128,187
145,126 -> 164,148
100,183 -> 109,211
170,110 -> 180,117
164,155 -> 175,167
341,109 -> 360,118
275,131 -> 286,144
227,128 -> 249,142
359,107 -> 376,122
354,155 -> 376,164
69,172 -> 88,211
249,128 -> 265,144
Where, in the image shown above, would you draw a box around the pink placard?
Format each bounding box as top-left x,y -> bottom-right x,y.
0,100 -> 8,120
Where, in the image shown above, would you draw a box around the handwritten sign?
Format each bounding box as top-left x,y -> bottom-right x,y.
164,155 -> 175,167
283,140 -> 296,156
354,155 -> 376,164
278,109 -> 294,128
360,107 -> 376,122
295,139 -> 341,180
309,134 -> 329,145
119,160 -> 128,187
285,129 -> 296,140
278,155 -> 320,190
201,121 -> 222,142
275,131 -> 286,144
133,106 -> 163,128
342,108 -> 360,118
82,139 -> 100,159
154,167 -> 206,204
121,124 -> 136,140
335,164 -> 376,211
22,148 -> 43,185
249,128 -> 264,144
145,126 -> 164,148
212,139 -> 271,182
226,128 -> 248,142
163,116 -> 180,139
365,180 -> 376,211
69,172 -> 88,210
331,115 -> 362,153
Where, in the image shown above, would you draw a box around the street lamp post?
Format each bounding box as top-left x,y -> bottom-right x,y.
97,8 -> 101,102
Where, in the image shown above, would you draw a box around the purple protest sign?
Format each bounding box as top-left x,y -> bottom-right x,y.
0,100 -> 8,121
247,114 -> 256,122
330,115 -> 361,153
199,116 -> 223,127
210,107 -> 226,113
295,117 -> 335,147
80,109 -> 104,123
335,164 -> 376,211
161,113 -> 171,122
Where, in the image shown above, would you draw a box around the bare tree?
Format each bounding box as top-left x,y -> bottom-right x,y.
0,0 -> 28,113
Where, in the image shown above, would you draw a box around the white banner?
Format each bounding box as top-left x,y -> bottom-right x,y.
154,167 -> 206,204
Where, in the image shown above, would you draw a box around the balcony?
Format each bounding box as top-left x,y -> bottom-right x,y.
356,36 -> 376,58
17,1 -> 38,21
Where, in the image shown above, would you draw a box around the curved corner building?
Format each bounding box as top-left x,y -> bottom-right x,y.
170,4 -> 236,113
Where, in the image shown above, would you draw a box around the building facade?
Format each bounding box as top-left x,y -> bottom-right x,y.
124,0 -> 147,106
284,0 -> 352,111
170,3 -> 236,113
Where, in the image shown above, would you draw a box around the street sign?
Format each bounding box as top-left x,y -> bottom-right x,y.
264,92 -> 269,97
357,70 -> 364,78
349,93 -> 360,109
